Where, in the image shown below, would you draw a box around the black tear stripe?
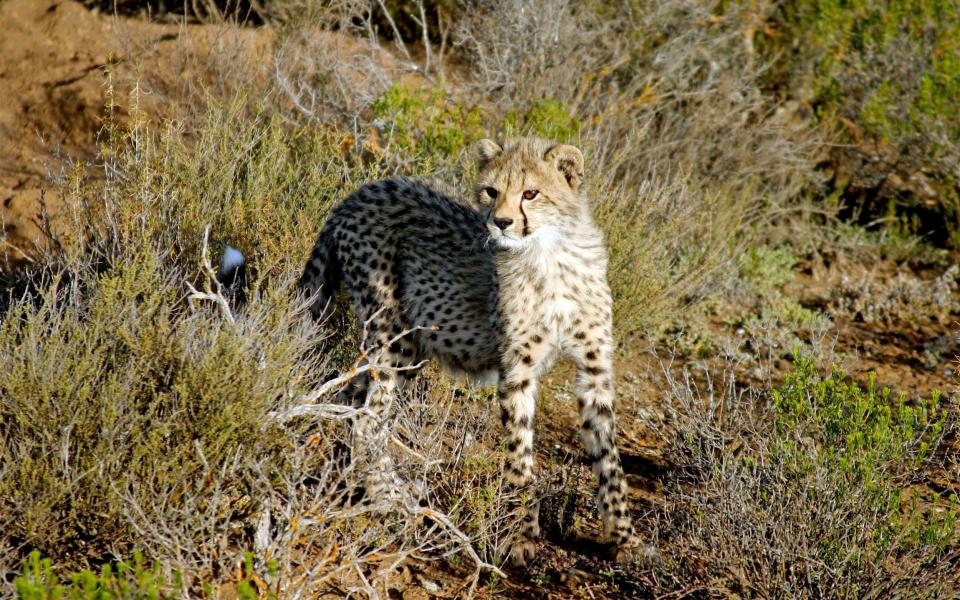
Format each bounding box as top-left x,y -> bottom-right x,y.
519,167 -> 531,237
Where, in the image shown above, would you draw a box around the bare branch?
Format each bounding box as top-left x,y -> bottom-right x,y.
185,225 -> 235,324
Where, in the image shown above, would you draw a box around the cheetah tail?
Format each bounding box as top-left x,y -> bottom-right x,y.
297,227 -> 342,320
216,244 -> 248,306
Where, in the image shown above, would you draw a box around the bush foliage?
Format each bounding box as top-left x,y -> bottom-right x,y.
653,358 -> 957,598
765,0 -> 960,245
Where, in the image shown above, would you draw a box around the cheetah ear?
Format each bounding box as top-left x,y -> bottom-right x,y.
544,144 -> 584,191
475,138 -> 502,168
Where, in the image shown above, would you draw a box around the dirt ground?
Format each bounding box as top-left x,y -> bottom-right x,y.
0,0 -> 275,271
2,2 -> 957,597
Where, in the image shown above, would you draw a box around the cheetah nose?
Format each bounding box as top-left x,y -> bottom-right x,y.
493,217 -> 513,231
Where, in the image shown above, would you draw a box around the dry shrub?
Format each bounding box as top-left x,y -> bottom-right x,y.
0,258 -> 322,576
0,101 -> 511,596
273,27 -> 397,125
108,16 -> 275,130
640,357 -> 959,598
260,0 -> 822,333
828,264 -> 959,327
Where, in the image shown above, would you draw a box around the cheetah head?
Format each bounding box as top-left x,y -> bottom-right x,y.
474,137 -> 586,251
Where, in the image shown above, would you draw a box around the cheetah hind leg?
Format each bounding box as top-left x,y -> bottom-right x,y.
349,344 -> 426,509
349,366 -> 407,506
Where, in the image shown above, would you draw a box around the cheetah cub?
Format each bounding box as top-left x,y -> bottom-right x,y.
298,136 -> 639,566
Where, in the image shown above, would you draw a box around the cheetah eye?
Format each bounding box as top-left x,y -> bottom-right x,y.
522,189 -> 539,200
484,187 -> 499,200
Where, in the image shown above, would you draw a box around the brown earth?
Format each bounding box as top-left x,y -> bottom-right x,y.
0,0 -> 109,269
0,0 -> 276,272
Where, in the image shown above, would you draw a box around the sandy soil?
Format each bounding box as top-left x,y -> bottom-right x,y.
0,0 -> 276,271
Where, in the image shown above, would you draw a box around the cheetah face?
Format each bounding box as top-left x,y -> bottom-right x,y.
474,138 -> 585,251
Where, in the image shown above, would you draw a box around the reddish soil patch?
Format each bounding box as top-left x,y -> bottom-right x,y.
0,0 -> 110,269
0,0 -> 274,271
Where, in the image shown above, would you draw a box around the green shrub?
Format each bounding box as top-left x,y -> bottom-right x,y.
765,0 -> 960,246
372,83 -> 484,168
773,360 -> 949,536
653,358 -> 958,597
15,551 -> 179,600
503,98 -> 581,144
739,245 -> 797,291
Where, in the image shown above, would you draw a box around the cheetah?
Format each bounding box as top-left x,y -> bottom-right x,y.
298,136 -> 638,566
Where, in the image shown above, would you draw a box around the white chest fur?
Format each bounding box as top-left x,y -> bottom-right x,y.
496,226 -> 604,347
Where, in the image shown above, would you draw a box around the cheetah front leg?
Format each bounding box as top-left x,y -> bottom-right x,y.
570,327 -> 640,560
498,335 -> 547,567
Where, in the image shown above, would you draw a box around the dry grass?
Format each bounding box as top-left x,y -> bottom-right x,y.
0,94 -> 511,596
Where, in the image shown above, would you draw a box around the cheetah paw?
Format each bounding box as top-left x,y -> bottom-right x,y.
609,536 -> 658,565
508,536 -> 538,568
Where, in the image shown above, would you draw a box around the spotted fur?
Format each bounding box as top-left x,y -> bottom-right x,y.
298,137 -> 638,565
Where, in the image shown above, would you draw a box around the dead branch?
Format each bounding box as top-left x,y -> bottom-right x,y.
185,225 -> 235,324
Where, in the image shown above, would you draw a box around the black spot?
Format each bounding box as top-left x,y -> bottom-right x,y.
574,331 -> 587,340
521,355 -> 532,365
513,414 -> 533,429
585,366 -> 603,376
531,334 -> 542,344
585,351 -> 597,360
